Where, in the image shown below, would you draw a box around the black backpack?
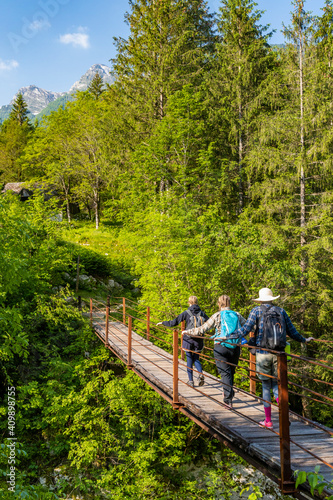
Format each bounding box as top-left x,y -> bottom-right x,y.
259,305 -> 287,351
186,309 -> 205,331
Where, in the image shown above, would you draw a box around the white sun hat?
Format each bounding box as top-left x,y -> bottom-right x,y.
252,287 -> 280,302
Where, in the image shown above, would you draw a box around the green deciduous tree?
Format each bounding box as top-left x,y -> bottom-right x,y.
23,107 -> 79,222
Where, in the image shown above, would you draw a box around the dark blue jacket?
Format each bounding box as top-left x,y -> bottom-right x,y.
162,304 -> 209,352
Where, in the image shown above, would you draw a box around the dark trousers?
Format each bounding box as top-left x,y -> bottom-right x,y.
214,344 -> 240,401
186,350 -> 202,381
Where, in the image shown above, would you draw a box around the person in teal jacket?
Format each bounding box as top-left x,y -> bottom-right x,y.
183,295 -> 246,408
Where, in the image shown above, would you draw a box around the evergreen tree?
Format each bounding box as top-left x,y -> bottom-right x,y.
9,93 -> 30,126
88,72 -> 106,99
111,0 -> 216,136
0,94 -> 33,182
207,0 -> 275,217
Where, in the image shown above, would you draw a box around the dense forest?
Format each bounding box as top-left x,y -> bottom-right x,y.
1,0 -> 333,498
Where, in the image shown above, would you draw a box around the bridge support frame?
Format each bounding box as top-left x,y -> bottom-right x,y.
147,306 -> 150,341
105,296 -> 110,348
127,316 -> 133,369
173,329 -> 183,409
249,331 -> 256,395
181,321 -> 185,361
278,352 -> 295,495
123,297 -> 126,326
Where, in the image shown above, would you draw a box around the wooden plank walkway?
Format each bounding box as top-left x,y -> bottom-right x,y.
93,318 -> 333,497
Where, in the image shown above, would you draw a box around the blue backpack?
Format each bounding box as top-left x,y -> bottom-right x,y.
211,310 -> 240,348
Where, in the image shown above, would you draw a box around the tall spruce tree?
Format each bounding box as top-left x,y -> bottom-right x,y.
88,72 -> 106,100
9,93 -> 30,125
283,0 -> 314,291
111,0 -> 216,138
247,1 -> 315,247
207,0 -> 275,217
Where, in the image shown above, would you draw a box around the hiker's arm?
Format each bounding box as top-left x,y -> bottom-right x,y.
184,312 -> 219,337
232,309 -> 257,340
157,311 -> 186,328
284,311 -> 306,343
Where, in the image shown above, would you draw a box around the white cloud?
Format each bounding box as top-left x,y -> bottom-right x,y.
0,59 -> 19,71
59,27 -> 90,49
29,19 -> 51,32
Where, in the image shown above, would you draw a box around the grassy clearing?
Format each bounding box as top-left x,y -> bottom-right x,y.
58,220 -> 139,300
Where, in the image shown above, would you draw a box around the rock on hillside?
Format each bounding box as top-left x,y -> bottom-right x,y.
69,64 -> 113,93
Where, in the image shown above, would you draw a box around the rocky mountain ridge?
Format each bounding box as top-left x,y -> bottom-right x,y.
69,63 -> 113,93
0,64 -> 113,121
10,86 -> 66,116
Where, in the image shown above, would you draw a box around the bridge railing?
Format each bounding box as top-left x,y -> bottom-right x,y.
89,296 -> 333,496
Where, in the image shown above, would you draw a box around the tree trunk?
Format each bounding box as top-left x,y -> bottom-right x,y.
61,177 -> 71,224
238,30 -> 243,215
239,102 -> 244,214
94,188 -> 100,230
66,197 -> 71,224
299,25 -> 306,289
298,2 -> 311,420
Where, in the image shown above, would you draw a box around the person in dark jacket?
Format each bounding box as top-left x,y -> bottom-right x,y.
156,296 -> 208,387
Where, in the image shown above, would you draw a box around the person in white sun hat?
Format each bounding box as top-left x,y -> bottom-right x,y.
234,288 -> 314,429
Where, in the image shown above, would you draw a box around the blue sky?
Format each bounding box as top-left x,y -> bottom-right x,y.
0,0 -> 325,107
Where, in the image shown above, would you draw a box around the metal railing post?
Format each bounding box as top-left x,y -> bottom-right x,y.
123,297 -> 126,325
127,316 -> 133,368
181,321 -> 185,360
277,352 -> 295,495
90,298 -> 93,326
147,306 -> 150,341
173,329 -> 182,408
105,296 -> 110,347
249,332 -> 256,395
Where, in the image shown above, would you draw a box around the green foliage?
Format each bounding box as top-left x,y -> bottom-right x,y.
295,466 -> 333,498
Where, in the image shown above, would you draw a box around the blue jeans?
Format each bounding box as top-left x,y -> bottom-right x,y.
262,379 -> 279,408
186,350 -> 202,381
256,352 -> 279,408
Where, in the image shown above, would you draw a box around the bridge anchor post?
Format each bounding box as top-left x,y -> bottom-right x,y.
105,296 -> 110,347
278,351 -> 295,495
147,306 -> 150,341
173,329 -> 183,409
127,316 -> 133,369
249,331 -> 256,395
181,321 -> 185,361
123,297 -> 126,326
